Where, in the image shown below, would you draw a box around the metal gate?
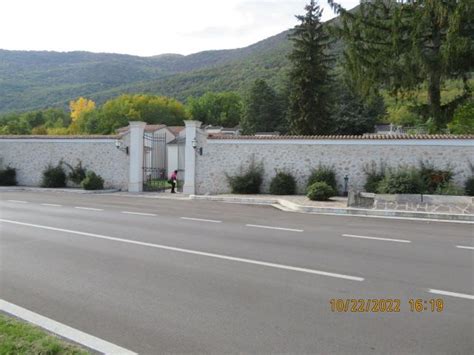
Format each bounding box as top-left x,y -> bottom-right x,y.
176,136 -> 185,192
143,132 -> 167,192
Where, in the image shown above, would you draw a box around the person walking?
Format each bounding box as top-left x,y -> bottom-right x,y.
169,170 -> 178,193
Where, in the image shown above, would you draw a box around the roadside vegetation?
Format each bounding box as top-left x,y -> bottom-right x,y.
41,160 -> 105,190
0,313 -> 89,355
363,161 -> 473,196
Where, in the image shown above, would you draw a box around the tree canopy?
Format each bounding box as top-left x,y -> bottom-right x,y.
186,92 -> 242,127
329,0 -> 473,130
241,79 -> 286,134
287,0 -> 334,135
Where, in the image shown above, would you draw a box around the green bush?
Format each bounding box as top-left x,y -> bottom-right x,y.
41,163 -> 67,188
377,167 -> 424,194
419,161 -> 453,194
307,165 -> 337,192
363,162 -> 386,193
307,181 -> 335,201
226,159 -> 264,194
434,182 -> 464,196
465,176 -> 474,196
0,166 -> 17,186
65,160 -> 87,185
448,101 -> 474,134
81,171 -> 104,190
270,172 -> 296,195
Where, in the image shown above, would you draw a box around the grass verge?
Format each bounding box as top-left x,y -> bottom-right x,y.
0,313 -> 89,355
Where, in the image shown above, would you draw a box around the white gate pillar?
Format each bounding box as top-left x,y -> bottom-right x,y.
183,120 -> 202,195
128,121 -> 146,192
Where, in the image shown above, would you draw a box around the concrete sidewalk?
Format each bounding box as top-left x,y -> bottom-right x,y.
189,194 -> 474,222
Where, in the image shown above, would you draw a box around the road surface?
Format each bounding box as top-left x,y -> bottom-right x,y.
1,191 -> 473,354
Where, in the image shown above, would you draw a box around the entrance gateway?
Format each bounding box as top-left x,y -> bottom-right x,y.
142,132 -> 167,192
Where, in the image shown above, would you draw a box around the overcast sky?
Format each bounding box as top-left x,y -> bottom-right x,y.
0,0 -> 359,57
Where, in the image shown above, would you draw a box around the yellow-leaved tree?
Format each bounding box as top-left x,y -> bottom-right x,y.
69,97 -> 96,134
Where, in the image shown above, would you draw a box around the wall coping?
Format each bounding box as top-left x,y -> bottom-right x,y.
208,134 -> 474,140
206,138 -> 474,146
0,135 -> 119,139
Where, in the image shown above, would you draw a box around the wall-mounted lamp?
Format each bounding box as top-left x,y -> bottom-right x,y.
115,139 -> 129,155
343,175 -> 349,197
192,138 -> 203,155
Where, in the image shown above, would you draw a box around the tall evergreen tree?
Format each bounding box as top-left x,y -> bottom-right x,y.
241,79 -> 285,134
329,0 -> 473,130
287,0 -> 334,135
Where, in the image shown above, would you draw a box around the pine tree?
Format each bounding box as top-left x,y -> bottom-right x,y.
287,0 -> 334,135
241,79 -> 285,135
329,0 -> 473,130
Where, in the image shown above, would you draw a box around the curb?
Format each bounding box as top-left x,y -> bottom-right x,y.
190,195 -> 474,223
0,186 -> 120,194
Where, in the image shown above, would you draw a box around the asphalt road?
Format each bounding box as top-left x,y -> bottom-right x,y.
1,191 -> 473,354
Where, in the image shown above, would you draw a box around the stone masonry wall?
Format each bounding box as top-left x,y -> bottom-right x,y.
195,138 -> 474,195
0,136 -> 129,190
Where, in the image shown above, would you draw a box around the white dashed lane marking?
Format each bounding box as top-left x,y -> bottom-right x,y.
181,217 -> 222,223
245,224 -> 303,233
122,211 -> 157,217
428,289 -> 474,300
74,207 -> 104,211
342,234 -> 411,243
456,245 -> 474,250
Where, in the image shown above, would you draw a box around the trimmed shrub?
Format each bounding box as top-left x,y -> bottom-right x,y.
41,163 -> 67,188
307,181 -> 335,201
307,165 -> 337,192
419,161 -> 453,194
0,166 -> 17,186
435,182 -> 464,196
226,159 -> 264,194
363,162 -> 386,193
65,160 -> 87,185
81,171 -> 104,190
465,176 -> 474,196
270,172 -> 296,195
377,167 -> 424,194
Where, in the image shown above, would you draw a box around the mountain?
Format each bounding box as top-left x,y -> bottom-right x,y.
0,15 -> 344,114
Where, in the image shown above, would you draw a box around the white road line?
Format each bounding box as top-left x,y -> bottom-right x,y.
6,200 -> 28,204
122,211 -> 157,217
246,224 -> 303,233
74,207 -> 103,211
0,299 -> 137,354
456,245 -> 474,250
342,234 -> 411,243
0,218 -> 364,282
428,289 -> 474,300
41,203 -> 62,207
181,217 -> 222,223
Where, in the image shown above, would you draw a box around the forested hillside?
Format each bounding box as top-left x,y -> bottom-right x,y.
0,29 -> 297,114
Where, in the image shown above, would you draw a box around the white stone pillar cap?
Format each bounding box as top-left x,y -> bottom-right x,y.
129,121 -> 147,128
184,120 -> 202,128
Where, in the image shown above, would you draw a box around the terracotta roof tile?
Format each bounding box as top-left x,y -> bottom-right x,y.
207,134 -> 474,140
166,126 -> 185,136
0,135 -> 120,139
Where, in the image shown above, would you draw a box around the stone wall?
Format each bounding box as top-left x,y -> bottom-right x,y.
194,136 -> 474,195
0,135 -> 129,190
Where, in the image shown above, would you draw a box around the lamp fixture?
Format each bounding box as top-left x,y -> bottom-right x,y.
192,138 -> 203,155
115,139 -> 129,155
